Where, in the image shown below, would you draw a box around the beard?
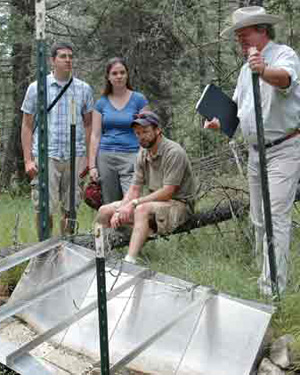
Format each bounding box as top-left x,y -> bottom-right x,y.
140,135 -> 158,149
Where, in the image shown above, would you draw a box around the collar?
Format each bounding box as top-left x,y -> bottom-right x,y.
261,40 -> 274,57
145,136 -> 165,161
49,72 -> 72,87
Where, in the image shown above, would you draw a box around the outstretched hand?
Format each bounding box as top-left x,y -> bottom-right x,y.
204,117 -> 221,130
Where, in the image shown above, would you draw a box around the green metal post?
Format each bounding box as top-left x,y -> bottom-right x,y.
252,72 -> 279,299
95,225 -> 110,375
68,98 -> 76,236
36,0 -> 49,241
96,257 -> 110,375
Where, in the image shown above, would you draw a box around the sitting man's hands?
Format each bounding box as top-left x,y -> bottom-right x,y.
204,117 -> 221,130
110,202 -> 135,229
110,211 -> 121,229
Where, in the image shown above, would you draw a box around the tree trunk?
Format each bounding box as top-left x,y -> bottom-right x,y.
1,0 -> 35,188
197,3 -> 207,157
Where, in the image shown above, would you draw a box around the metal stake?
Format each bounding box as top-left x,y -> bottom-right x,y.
252,72 -> 279,298
95,224 -> 110,374
36,0 -> 49,241
68,97 -> 76,235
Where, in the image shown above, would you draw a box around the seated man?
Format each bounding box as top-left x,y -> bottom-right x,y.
96,111 -> 195,263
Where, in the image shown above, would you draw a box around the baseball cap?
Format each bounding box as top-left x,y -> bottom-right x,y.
131,111 -> 160,128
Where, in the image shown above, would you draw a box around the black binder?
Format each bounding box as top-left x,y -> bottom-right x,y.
196,83 -> 239,138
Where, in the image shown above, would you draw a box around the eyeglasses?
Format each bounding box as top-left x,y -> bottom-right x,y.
57,53 -> 73,60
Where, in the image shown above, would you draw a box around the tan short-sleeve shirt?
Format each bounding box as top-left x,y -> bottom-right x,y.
132,136 -> 195,212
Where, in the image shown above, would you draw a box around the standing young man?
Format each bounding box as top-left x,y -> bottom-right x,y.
97,111 -> 195,264
205,7 -> 300,295
21,42 -> 93,236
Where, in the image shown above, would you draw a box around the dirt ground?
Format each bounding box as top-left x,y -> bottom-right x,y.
0,316 -> 152,375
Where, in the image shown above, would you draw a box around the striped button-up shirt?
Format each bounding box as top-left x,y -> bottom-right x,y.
21,73 -> 93,159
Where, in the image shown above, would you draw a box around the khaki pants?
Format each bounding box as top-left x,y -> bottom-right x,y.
152,200 -> 190,234
31,157 -> 86,214
112,199 -> 190,235
248,136 -> 300,294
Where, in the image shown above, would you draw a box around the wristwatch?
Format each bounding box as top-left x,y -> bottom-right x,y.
131,199 -> 140,209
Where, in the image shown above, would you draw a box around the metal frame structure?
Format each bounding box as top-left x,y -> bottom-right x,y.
0,240 -> 153,374
0,240 -> 274,375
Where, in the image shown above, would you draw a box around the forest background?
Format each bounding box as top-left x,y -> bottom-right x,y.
1,0 -> 300,374
2,0 -> 300,186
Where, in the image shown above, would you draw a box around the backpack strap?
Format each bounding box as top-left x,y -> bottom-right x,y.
47,76 -> 73,113
33,76 -> 74,134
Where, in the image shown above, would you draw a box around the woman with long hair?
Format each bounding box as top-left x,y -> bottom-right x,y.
89,57 -> 148,204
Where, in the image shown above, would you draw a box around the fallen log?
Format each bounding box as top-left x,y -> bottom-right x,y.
174,198 -> 249,234
3,186 -> 300,254
71,198 -> 250,250
82,184 -> 299,246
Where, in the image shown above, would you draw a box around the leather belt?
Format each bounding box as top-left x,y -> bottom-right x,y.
252,128 -> 300,151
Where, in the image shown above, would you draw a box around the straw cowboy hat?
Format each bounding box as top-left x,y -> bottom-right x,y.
221,6 -> 282,37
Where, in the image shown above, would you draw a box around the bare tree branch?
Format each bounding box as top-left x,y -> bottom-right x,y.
46,0 -> 69,11
46,13 -> 74,34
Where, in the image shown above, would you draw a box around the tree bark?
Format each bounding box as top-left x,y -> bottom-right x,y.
1,0 -> 35,188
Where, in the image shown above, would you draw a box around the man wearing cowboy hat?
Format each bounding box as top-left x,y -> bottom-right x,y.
96,111 -> 195,264
205,6 -> 300,296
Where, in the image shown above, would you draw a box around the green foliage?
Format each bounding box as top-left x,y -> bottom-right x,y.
0,192 -> 95,302
1,2 -> 34,49
270,218 -> 300,371
0,265 -> 26,293
140,218 -> 260,299
0,193 -> 37,247
0,193 -> 95,249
